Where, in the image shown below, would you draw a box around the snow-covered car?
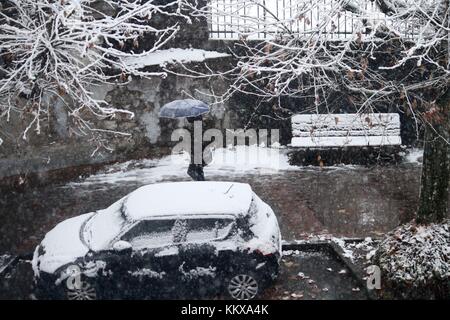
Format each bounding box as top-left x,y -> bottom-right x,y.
32,181 -> 282,300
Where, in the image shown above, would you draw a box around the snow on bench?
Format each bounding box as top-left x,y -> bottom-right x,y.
291,113 -> 401,148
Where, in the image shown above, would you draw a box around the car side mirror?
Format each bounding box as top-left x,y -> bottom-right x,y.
112,240 -> 132,253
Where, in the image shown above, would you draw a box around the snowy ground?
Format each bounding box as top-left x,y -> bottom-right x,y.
69,145 -> 422,188
67,145 -> 298,187
403,148 -> 423,165
61,145 -> 425,243
0,146 -> 428,300
0,145 -> 427,255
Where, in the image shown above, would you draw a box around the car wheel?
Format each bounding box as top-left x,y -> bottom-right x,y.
226,273 -> 259,300
66,281 -> 97,300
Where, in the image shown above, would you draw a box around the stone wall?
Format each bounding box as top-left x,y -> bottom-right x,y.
0,56 -> 242,180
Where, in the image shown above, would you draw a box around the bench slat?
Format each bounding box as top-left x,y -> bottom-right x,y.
292,113 -> 400,131
292,129 -> 401,137
292,123 -> 400,131
291,135 -> 402,147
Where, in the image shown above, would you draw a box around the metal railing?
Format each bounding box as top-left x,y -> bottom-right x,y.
208,0 -> 419,40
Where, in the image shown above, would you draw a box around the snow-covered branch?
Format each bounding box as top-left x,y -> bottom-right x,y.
0,0 -> 191,148
184,0 -> 449,133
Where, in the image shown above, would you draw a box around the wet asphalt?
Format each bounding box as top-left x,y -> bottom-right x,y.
0,163 -> 428,254
0,160 -> 436,300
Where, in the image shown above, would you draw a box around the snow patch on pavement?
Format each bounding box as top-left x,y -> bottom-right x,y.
67,145 -> 297,187
404,148 -> 423,165
332,238 -> 357,262
66,146 -> 421,189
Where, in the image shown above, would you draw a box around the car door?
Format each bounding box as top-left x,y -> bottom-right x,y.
176,217 -> 235,298
89,248 -> 135,299
118,219 -> 181,299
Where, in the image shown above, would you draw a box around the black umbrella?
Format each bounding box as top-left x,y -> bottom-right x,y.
159,99 -> 209,119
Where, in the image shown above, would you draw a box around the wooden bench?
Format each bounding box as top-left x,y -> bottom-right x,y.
289,113 -> 402,165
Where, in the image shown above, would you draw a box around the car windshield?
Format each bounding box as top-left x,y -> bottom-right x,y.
82,198 -> 128,251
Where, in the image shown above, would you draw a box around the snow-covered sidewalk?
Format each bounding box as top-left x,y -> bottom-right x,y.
68,145 -> 366,187
69,146 -> 423,187
68,145 -> 299,186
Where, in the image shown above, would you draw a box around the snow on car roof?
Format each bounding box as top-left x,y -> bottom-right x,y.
122,181 -> 253,221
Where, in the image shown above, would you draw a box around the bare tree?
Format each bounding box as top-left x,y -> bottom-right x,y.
185,0 -> 449,224
0,0 -> 191,152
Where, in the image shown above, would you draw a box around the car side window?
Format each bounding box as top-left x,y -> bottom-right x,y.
185,218 -> 234,243
121,220 -> 174,249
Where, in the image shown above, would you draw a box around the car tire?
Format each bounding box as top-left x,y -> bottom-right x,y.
225,272 -> 260,300
65,278 -> 98,300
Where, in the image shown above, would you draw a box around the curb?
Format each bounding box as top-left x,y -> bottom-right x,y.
0,253 -> 32,278
282,239 -> 379,300
0,255 -> 19,277
328,242 -> 378,300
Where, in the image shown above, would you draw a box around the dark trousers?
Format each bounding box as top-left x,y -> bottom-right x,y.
187,164 -> 205,181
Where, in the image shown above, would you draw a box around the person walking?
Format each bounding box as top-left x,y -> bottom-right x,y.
187,115 -> 206,181
159,99 -> 210,182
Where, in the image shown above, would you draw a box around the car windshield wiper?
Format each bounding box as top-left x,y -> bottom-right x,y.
79,212 -> 96,250
224,184 -> 234,194
120,198 -> 129,221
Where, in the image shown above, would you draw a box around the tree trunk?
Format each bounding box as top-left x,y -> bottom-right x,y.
416,89 -> 450,224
